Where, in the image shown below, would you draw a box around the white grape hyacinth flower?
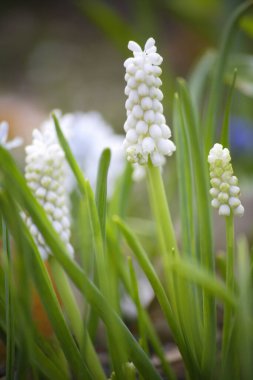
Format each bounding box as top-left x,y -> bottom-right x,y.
0,121 -> 23,150
41,111 -> 145,196
24,128 -> 74,260
208,143 -> 244,217
123,37 -> 176,167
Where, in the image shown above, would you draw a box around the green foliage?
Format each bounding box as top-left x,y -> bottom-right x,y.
1,2 -> 253,380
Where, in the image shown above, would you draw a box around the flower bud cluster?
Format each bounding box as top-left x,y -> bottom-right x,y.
123,38 -> 176,167
24,128 -> 74,260
208,143 -> 244,217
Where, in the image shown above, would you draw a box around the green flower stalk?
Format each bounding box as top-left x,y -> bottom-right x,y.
123,38 -> 181,360
208,143 -> 244,366
208,143 -> 244,217
23,128 -> 74,260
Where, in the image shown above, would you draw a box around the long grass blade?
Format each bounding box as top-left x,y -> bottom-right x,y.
204,1 -> 253,151
66,137 -> 127,379
114,215 -> 199,374
188,50 -> 216,115
77,0 -> 136,51
177,79 -> 216,374
220,68 -> 237,148
95,148 -> 111,243
173,93 -> 195,258
169,257 -> 237,308
2,218 -> 15,380
0,197 -> 92,379
49,258 -> 107,380
0,146 -> 162,380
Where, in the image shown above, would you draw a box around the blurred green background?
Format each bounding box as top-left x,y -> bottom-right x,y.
0,0 -> 252,134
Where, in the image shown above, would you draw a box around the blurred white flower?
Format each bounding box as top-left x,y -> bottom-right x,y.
0,121 -> 23,150
24,128 -> 73,260
123,38 -> 176,167
208,143 -> 244,217
42,111 -> 145,197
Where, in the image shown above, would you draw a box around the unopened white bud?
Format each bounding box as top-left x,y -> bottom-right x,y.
149,124 -> 162,139
219,204 -> 230,216
211,199 -> 220,208
234,204 -> 244,216
126,129 -> 138,144
142,137 -> 155,153
136,120 -> 148,134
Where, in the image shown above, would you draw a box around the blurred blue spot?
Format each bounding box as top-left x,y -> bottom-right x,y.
230,117 -> 253,157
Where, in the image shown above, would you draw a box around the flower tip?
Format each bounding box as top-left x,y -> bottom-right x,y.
144,37 -> 155,50
128,41 -> 141,53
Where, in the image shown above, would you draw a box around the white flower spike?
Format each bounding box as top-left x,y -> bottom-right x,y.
208,143 -> 244,217
0,121 -> 23,150
23,128 -> 74,260
123,38 -> 176,167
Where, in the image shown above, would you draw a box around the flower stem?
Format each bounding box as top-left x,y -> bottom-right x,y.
49,257 -> 107,380
146,163 -> 180,325
222,214 -> 235,364
146,164 -> 202,377
147,162 -> 178,255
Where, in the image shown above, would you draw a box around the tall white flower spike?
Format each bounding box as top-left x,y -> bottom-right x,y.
123,38 -> 176,167
24,128 -> 74,260
0,121 -> 23,150
208,143 -> 244,217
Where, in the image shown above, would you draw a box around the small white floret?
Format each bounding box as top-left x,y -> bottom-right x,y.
141,97 -> 153,110
144,110 -> 155,124
228,197 -> 240,208
157,139 -> 176,156
211,199 -> 220,208
126,129 -> 138,144
233,204 -> 244,216
136,120 -> 148,134
230,186 -> 240,196
142,137 -> 155,153
219,204 -> 230,216
150,151 -> 165,167
149,124 -> 162,139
